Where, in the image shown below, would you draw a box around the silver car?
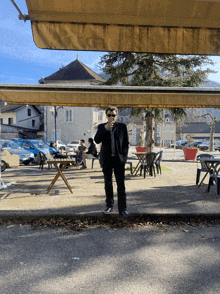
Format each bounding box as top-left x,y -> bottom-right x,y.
0,139 -> 35,165
66,140 -> 81,151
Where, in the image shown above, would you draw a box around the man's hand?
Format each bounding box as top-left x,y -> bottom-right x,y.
105,121 -> 114,131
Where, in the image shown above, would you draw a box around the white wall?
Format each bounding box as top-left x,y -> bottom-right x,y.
16,106 -> 40,129
0,113 -> 16,124
0,106 -> 40,129
46,106 -> 106,144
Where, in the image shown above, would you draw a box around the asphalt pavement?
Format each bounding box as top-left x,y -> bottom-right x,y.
1,220 -> 220,294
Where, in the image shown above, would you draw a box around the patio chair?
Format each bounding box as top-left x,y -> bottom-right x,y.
125,161 -> 133,174
196,154 -> 214,185
91,152 -> 102,169
207,162 -> 220,195
38,151 -> 47,170
154,151 -> 163,174
140,152 -> 157,178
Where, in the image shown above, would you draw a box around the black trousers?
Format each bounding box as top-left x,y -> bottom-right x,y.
102,156 -> 126,212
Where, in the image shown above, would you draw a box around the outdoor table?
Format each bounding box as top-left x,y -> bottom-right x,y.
46,158 -> 77,194
197,157 -> 220,187
132,152 -> 147,175
63,151 -> 78,165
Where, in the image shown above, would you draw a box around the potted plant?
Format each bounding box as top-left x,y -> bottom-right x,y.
182,138 -> 199,160
136,139 -> 146,152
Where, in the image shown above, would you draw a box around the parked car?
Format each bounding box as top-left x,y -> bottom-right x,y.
171,140 -> 188,149
66,140 -> 81,151
193,141 -> 203,147
46,140 -> 66,151
184,141 -> 203,148
16,139 -> 50,157
198,142 -> 210,151
0,139 -> 35,165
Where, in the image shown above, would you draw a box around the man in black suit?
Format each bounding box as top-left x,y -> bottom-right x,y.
94,106 -> 129,217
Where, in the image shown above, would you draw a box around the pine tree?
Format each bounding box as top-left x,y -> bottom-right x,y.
99,53 -> 215,152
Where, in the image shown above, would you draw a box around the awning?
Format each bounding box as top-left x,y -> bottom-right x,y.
24,0 -> 220,55
1,84 -> 220,108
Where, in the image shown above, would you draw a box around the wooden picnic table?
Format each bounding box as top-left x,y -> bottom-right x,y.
46,158 -> 77,194
132,152 -> 147,175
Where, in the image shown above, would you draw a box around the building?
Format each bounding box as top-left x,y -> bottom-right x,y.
39,58 -> 106,144
0,102 -> 42,139
181,122 -> 220,142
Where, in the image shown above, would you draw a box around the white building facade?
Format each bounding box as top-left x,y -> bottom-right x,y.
40,58 -> 106,144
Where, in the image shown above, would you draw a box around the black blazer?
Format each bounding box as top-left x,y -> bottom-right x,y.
94,122 -> 129,165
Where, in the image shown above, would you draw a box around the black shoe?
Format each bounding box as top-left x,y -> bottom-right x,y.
104,207 -> 113,214
119,210 -> 129,218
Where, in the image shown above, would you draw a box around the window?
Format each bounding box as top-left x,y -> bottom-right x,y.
98,110 -> 103,121
28,109 -> 31,116
65,110 -> 72,122
8,118 -> 13,125
32,120 -> 35,127
0,118 -> 3,124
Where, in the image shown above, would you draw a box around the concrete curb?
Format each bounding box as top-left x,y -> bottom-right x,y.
1,212 -> 220,222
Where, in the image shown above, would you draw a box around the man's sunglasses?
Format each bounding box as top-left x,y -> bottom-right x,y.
107,114 -> 116,117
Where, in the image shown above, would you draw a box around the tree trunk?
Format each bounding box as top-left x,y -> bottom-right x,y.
145,109 -> 155,153
174,123 -> 176,158
210,124 -> 215,151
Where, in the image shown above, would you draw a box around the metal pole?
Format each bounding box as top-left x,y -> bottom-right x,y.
54,106 -> 57,143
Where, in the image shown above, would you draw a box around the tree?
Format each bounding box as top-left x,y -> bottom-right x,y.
196,113 -> 219,151
99,53 -> 215,152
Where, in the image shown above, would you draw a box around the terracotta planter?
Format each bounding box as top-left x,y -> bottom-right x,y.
136,147 -> 146,152
183,148 -> 199,160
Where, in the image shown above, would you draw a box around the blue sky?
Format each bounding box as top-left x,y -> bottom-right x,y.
1,0 -> 220,85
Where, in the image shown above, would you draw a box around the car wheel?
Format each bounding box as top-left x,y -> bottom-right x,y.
1,160 -> 7,172
23,160 -> 31,165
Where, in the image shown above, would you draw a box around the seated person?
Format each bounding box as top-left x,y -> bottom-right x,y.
49,142 -> 66,159
76,139 -> 87,164
49,142 -> 69,169
82,138 -> 98,169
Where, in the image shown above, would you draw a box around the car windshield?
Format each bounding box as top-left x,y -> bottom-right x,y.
32,141 -> 48,149
1,141 -> 20,149
69,141 -> 79,144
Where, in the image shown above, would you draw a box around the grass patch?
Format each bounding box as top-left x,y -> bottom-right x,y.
127,166 -> 172,171
161,166 -> 172,171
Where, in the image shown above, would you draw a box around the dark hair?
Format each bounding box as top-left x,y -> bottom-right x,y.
88,138 -> 94,144
49,142 -> 55,147
80,139 -> 85,143
105,106 -> 118,115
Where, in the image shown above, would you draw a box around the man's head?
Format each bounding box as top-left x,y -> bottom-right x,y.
105,106 -> 118,124
80,139 -> 85,146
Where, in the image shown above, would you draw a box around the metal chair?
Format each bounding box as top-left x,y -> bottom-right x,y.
140,152 -> 157,178
154,151 -> 163,174
196,154 -> 214,185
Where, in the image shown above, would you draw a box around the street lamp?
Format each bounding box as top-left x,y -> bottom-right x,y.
50,106 -> 63,142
